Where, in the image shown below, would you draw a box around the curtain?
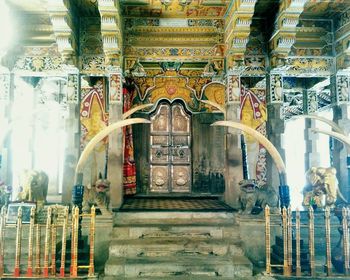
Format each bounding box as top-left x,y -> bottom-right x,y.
123,87 -> 137,195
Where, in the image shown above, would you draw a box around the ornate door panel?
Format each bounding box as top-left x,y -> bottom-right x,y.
150,103 -> 191,193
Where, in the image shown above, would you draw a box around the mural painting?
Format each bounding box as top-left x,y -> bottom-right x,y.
80,79 -> 109,188
240,87 -> 267,185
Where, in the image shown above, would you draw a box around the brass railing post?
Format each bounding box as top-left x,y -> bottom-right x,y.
295,208 -> 301,276
342,207 -> 349,275
325,207 -> 332,276
35,223 -> 41,275
89,206 -> 96,276
60,206 -> 69,277
14,207 -> 23,277
282,207 -> 290,275
51,220 -> 57,276
265,205 -> 271,275
27,206 -> 35,276
309,207 -> 315,276
0,206 -> 7,276
287,207 -> 292,274
70,206 -> 75,275
71,206 -> 79,277
43,207 -> 52,277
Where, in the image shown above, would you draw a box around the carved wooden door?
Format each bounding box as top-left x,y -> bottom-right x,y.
150,103 -> 191,193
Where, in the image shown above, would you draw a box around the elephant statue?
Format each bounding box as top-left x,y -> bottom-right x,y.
82,176 -> 110,215
17,170 -> 48,208
238,179 -> 279,214
303,167 -> 347,209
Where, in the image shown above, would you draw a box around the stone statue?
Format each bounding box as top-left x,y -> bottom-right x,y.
303,167 -> 347,209
82,175 -> 110,215
238,179 -> 279,214
17,170 -> 48,208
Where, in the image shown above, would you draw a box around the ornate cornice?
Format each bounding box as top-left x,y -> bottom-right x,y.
47,0 -> 76,62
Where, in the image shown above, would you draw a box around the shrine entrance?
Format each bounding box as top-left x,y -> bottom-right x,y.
149,102 -> 191,193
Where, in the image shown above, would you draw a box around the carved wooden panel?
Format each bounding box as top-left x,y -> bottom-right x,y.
150,165 -> 169,193
151,104 -> 170,134
171,165 -> 191,192
172,104 -> 190,133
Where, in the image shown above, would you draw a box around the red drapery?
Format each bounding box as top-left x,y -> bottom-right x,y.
123,88 -> 137,195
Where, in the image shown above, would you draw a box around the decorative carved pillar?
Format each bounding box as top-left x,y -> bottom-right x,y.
332,71 -> 350,201
224,70 -> 243,208
266,72 -> 286,189
62,67 -> 80,203
107,67 -> 124,209
303,89 -> 320,169
0,70 -> 11,184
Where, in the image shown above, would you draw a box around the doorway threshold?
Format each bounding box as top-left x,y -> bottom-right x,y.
119,197 -> 234,212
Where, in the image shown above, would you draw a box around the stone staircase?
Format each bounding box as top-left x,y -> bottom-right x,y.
103,211 -> 253,279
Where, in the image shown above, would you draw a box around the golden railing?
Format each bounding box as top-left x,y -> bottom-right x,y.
265,205 -> 350,277
0,205 -> 96,278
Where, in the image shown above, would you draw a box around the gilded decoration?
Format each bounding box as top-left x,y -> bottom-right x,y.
146,76 -> 196,108
285,57 -> 333,76
14,56 -> 63,72
124,44 -> 226,60
240,87 -> 267,185
121,1 -> 228,18
201,83 -> 225,112
132,70 -> 224,113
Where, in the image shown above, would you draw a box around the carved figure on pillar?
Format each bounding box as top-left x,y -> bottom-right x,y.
238,179 -> 279,214
82,173 -> 110,215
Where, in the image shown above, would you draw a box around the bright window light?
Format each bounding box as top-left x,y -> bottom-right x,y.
285,118 -> 306,210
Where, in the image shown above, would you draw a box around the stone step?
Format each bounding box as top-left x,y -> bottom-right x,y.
104,255 -> 252,278
103,276 -> 257,280
114,211 -> 236,226
109,238 -> 244,258
112,224 -> 240,240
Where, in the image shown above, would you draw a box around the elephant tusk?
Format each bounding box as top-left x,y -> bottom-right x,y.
75,118 -> 151,182
122,103 -> 154,120
292,114 -> 345,135
311,128 -> 350,153
199,100 -> 226,116
212,120 -> 286,178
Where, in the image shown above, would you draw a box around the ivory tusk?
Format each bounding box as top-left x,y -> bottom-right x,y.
212,120 -> 286,176
292,115 -> 345,135
311,128 -> 350,153
199,100 -> 226,116
122,104 -> 154,119
75,118 -> 151,180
